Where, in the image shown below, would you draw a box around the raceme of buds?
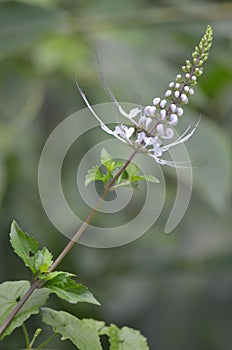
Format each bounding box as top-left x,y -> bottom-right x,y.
77,25 -> 213,168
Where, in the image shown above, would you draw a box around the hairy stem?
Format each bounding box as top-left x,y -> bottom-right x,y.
0,281 -> 40,337
0,149 -> 137,337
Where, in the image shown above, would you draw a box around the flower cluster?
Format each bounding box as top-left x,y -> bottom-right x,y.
77,26 -> 213,167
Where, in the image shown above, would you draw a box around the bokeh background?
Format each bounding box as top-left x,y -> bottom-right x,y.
0,0 -> 232,349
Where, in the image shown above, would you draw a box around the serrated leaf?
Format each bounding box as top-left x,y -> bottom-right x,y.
82,318 -> 105,333
0,281 -> 50,340
126,163 -> 140,177
103,323 -> 150,350
100,148 -> 112,165
42,308 -> 103,350
44,272 -> 100,305
10,221 -> 39,274
131,175 -> 160,184
34,247 -> 53,273
85,165 -> 104,187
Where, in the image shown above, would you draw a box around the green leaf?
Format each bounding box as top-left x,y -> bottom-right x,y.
131,174 -> 160,184
0,1 -> 65,60
125,163 -> 140,177
85,165 -> 105,187
42,308 -> 103,350
100,148 -> 123,172
100,148 -> 112,165
82,318 -> 105,333
34,247 -> 53,273
0,281 -> 50,340
43,272 -> 100,305
103,323 -> 150,350
10,221 -> 39,274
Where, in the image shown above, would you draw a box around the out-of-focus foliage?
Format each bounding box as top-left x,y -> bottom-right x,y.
0,0 -> 231,349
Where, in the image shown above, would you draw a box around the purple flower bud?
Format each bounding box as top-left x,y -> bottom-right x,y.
170,103 -> 177,113
189,88 -> 194,95
169,82 -> 175,88
165,90 -> 172,97
153,97 -> 161,106
175,91 -> 180,98
160,99 -> 167,108
160,109 -> 166,119
181,94 -> 188,104
176,107 -> 184,116
175,83 -> 181,89
169,114 -> 178,125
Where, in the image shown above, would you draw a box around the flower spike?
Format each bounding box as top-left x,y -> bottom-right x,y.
77,26 -> 213,167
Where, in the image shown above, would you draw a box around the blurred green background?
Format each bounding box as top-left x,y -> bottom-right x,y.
0,0 -> 231,349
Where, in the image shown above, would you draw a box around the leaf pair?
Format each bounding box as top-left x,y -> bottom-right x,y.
9,221 -> 98,304
85,148 -> 159,189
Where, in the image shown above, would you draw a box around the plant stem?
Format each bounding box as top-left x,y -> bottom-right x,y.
22,323 -> 30,349
36,333 -> 58,350
48,149 -> 137,272
0,149 -> 137,337
0,281 -> 40,337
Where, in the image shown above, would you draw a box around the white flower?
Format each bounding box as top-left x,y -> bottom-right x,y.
138,116 -> 152,129
76,80 -> 199,168
115,124 -> 135,141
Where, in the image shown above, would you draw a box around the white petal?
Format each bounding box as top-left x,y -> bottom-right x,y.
170,104 -> 177,113
126,126 -> 135,139
169,114 -> 178,125
144,106 -> 152,116
156,123 -> 164,136
129,108 -> 141,118
176,107 -> 184,117
162,119 -> 200,151
145,117 -> 152,129
166,128 -> 174,138
160,109 -> 166,119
